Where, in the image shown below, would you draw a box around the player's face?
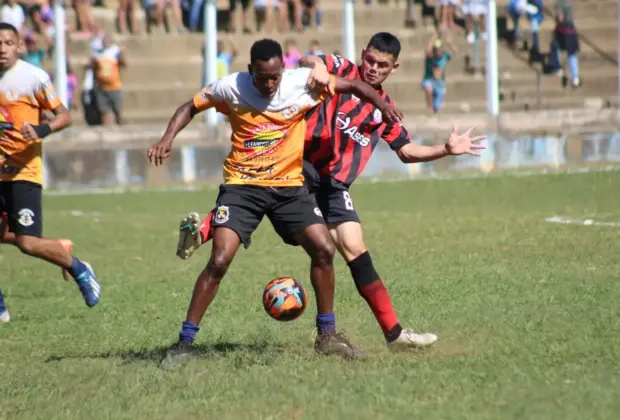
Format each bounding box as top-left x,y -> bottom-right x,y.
359,47 -> 398,87
0,30 -> 20,70
249,57 -> 284,98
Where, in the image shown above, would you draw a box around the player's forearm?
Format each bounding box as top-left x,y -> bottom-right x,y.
299,55 -> 323,68
398,143 -> 449,163
48,105 -> 72,133
162,100 -> 199,141
335,78 -> 388,111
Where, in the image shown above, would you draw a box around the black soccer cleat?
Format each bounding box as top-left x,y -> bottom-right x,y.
314,331 -> 368,360
160,341 -> 194,369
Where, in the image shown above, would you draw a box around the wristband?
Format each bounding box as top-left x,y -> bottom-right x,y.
32,124 -> 52,139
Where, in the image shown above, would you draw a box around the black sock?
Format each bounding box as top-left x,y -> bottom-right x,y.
385,323 -> 403,343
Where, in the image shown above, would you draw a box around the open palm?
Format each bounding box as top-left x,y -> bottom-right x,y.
447,125 -> 487,157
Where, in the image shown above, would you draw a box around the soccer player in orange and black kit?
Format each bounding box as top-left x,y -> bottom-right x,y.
0,23 -> 101,323
176,33 -> 485,351
147,38 -> 403,368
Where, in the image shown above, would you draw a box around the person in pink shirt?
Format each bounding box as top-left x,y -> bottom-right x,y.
283,39 -> 302,68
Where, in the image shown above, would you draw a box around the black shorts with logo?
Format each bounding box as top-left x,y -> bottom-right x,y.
0,181 -> 43,237
212,184 -> 326,248
303,161 -> 360,225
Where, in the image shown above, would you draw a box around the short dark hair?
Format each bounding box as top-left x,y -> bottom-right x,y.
250,39 -> 283,65
366,32 -> 401,60
0,23 -> 18,37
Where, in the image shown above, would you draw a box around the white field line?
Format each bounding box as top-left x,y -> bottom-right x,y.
545,216 -> 620,228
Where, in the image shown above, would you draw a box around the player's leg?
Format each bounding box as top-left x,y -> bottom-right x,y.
2,181 -> 100,307
161,186 -> 265,368
322,186 -> 437,350
329,221 -> 437,351
269,188 -> 366,359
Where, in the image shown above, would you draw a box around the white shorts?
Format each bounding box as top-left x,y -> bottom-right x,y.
462,0 -> 488,15
437,0 -> 459,7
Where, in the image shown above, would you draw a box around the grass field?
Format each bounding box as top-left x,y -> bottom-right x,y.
2,170 -> 620,420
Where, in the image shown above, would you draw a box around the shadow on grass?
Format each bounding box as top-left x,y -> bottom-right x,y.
45,341 -> 285,366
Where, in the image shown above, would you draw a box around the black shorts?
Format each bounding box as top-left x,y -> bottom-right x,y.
212,184 -> 325,248
0,181 -> 43,237
303,161 -> 360,225
229,0 -> 250,11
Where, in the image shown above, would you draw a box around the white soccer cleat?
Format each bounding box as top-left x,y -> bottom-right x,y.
387,329 -> 438,352
0,310 -> 10,323
176,212 -> 202,260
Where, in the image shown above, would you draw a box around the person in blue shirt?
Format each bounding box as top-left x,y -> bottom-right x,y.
421,34 -> 456,113
21,32 -> 47,68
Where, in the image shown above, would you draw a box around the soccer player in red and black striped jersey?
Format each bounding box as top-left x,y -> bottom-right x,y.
298,32 -> 485,351
175,33 -> 485,352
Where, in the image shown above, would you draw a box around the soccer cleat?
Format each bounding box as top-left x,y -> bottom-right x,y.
0,310 -> 9,323
75,262 -> 101,308
160,341 -> 194,369
387,329 -> 438,352
314,331 -> 368,360
176,212 -> 202,260
60,239 -> 73,281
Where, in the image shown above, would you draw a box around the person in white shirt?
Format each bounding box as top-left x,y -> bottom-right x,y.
0,0 -> 25,34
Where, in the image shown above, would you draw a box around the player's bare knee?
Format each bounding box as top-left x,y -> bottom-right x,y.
312,237 -> 335,268
15,236 -> 38,256
207,251 -> 233,278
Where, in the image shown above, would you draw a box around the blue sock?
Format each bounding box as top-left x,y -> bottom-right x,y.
67,257 -> 88,280
316,313 -> 336,335
0,289 -> 6,313
179,321 -> 200,343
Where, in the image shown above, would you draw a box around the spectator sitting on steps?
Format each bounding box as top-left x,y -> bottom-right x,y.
548,0 -> 580,88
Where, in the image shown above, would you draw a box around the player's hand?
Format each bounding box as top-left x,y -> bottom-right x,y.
379,103 -> 404,124
147,137 -> 174,166
446,125 -> 487,157
21,123 -> 38,142
307,62 -> 335,95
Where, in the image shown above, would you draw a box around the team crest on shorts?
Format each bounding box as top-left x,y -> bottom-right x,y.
17,208 -> 35,227
314,207 -> 323,217
373,109 -> 383,124
214,206 -> 230,224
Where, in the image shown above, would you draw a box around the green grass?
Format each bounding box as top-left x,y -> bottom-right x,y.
2,171 -> 620,420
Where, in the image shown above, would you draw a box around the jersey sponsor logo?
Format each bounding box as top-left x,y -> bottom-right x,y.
17,208 -> 35,227
314,207 -> 323,217
244,124 -> 286,157
373,109 -> 382,124
4,88 -> 19,102
214,206 -> 230,224
335,112 -> 370,147
282,104 -> 300,120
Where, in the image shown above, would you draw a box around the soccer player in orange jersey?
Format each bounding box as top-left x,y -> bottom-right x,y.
148,38 -> 402,368
0,23 -> 101,323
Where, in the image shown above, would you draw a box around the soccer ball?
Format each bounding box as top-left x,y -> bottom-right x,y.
262,277 -> 307,322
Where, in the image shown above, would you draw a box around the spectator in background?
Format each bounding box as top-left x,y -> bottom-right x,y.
201,36 -> 238,87
228,0 -> 251,33
29,0 -> 56,41
549,0 -> 580,88
118,0 -> 139,34
306,39 -> 323,56
22,31 -> 47,67
1,0 -> 25,36
422,33 -> 456,113
301,0 -> 322,31
155,0 -> 185,34
73,0 -> 96,37
437,0 -> 458,31
462,0 -> 487,44
283,39 -> 302,68
67,62 -> 78,110
253,0 -> 272,32
508,0 -> 543,56
92,33 -> 126,125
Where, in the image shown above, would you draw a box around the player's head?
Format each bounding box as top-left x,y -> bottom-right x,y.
0,23 -> 20,71
102,33 -> 113,49
249,38 -> 284,98
360,32 -> 401,87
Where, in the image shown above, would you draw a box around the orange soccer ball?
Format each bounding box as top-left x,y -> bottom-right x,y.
262,277 -> 307,322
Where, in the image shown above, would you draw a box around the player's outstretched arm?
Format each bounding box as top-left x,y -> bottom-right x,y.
396,125 -> 486,163
333,77 -> 404,123
147,100 -> 200,166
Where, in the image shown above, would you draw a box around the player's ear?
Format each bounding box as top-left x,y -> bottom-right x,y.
391,61 -> 399,74
360,48 -> 366,61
